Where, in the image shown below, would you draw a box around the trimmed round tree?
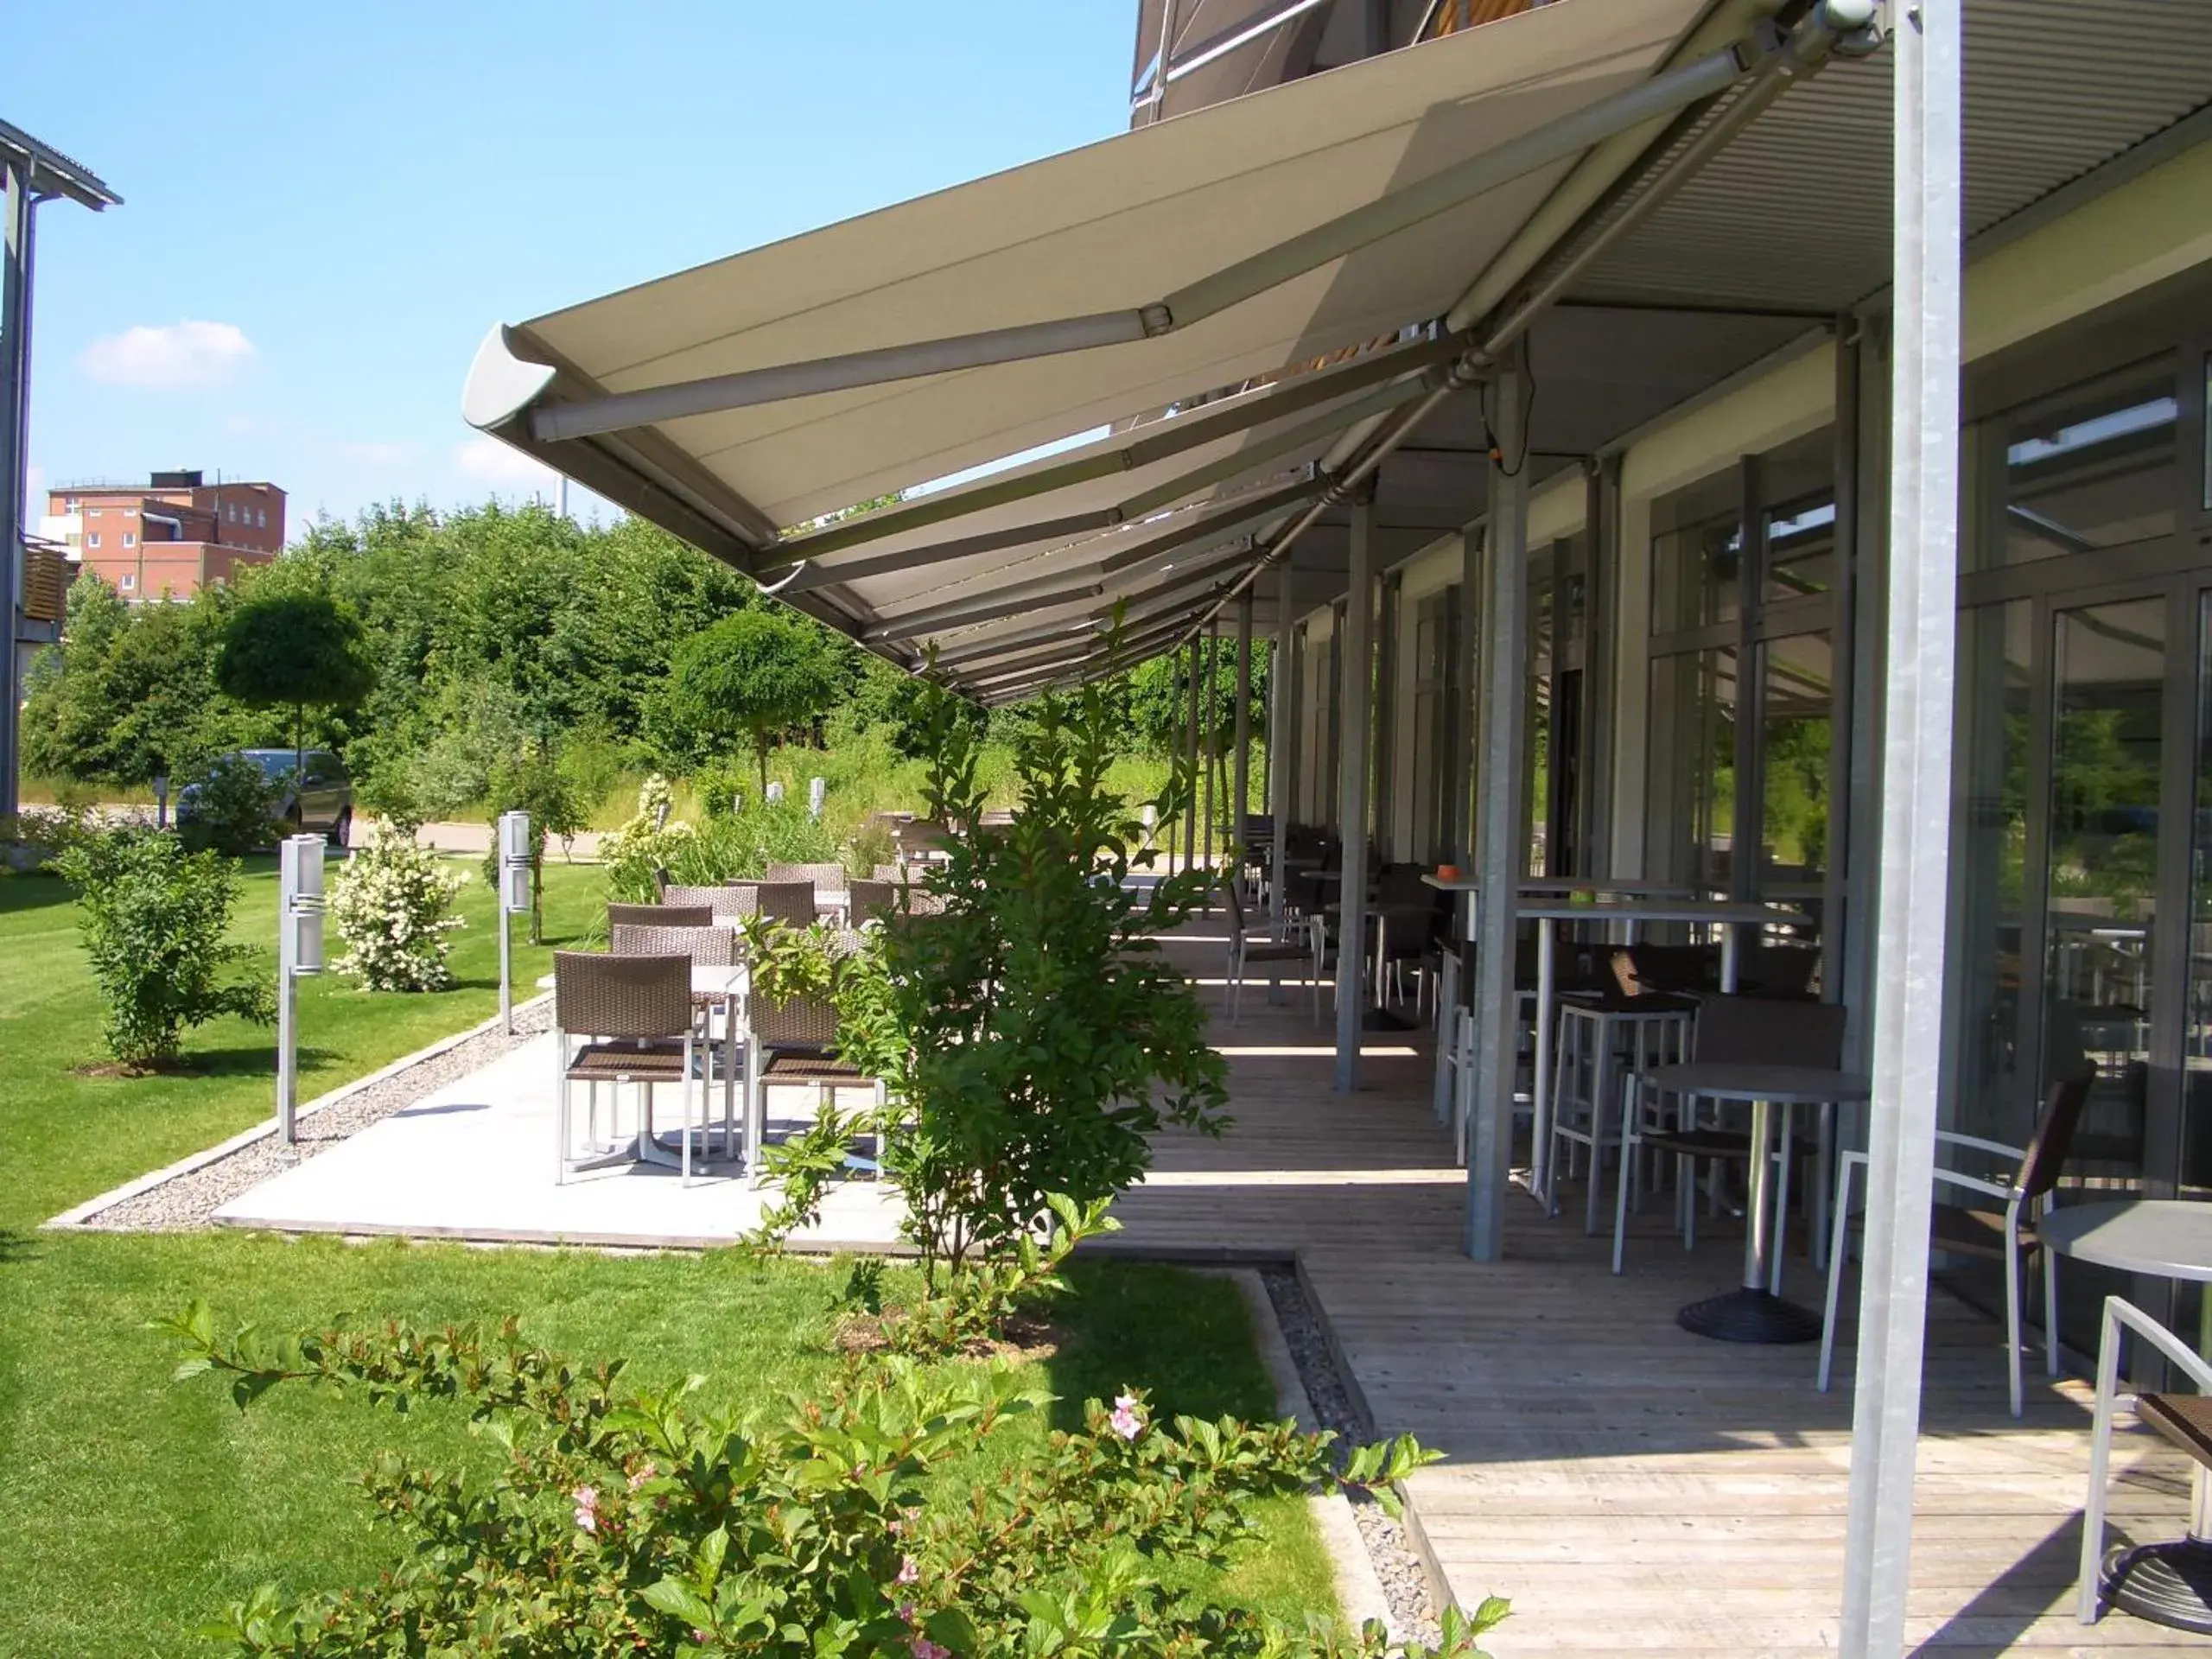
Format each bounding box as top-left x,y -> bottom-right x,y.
660,608 -> 842,793
213,591 -> 377,781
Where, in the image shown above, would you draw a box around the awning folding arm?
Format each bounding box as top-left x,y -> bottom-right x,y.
524,37 -> 1765,447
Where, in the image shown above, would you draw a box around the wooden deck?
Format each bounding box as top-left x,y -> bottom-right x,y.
1124,920 -> 2201,1656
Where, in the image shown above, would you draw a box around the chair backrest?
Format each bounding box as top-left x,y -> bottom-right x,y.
897,820 -> 953,857
765,861 -> 847,890
1223,874 -> 1250,933
752,879 -> 816,925
871,863 -> 906,884
659,883 -> 757,918
1693,994 -> 1846,1068
1626,943 -> 1722,995
607,902 -> 712,930
554,951 -> 691,1040
2018,1070 -> 2095,1200
750,988 -> 839,1048
609,924 -> 737,965
848,879 -> 896,921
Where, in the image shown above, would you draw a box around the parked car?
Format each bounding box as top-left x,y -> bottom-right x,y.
178,747 -> 353,846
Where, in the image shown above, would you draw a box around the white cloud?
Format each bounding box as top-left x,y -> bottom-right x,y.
454,435 -> 556,490
79,319 -> 256,389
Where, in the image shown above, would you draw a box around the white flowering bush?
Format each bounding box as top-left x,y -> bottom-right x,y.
600,772 -> 698,904
327,827 -> 466,991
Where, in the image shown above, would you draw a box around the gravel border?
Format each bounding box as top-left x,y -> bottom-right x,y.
1260,1262 -> 1448,1647
51,995 -> 553,1233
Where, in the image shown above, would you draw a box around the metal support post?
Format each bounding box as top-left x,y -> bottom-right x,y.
1333,497 -> 1376,1093
1454,524 -> 1482,867
1269,565 -> 1294,938
1465,346 -> 1529,1262
0,163 -> 34,823
276,835 -> 327,1143
1183,634 -> 1202,874
1840,1 -> 1958,1650
1202,624 -> 1218,875
1233,592 -> 1253,870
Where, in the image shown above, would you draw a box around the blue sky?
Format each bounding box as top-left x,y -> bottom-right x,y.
8,3 -> 1135,531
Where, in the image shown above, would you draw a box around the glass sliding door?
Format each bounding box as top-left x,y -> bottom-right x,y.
1757,631 -> 1834,899
1647,646 -> 1738,893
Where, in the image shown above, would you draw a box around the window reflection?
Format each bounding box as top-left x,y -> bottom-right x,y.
1648,647 -> 1737,894
2001,360 -> 2179,564
1651,510 -> 1740,634
1758,632 -> 1832,895
1765,495 -> 1836,603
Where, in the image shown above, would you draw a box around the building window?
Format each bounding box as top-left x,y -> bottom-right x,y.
124,506 -> 137,518
63,496 -> 78,511
122,532 -> 137,548
86,506 -> 102,517
256,507 -> 267,528
119,572 -> 135,591
86,533 -> 100,549
1990,355 -> 2179,567
225,504 -> 235,522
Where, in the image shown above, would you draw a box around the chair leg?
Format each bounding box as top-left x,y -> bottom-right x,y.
1611,1079 -> 1637,1276
2044,1247 -> 2062,1377
1586,1035 -> 1615,1237
1770,1116 -> 1795,1297
2004,1234 -> 2024,1419
555,1029 -> 569,1187
1818,1157 -> 1855,1393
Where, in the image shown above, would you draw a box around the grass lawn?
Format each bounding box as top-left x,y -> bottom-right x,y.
0,857 -> 1333,1656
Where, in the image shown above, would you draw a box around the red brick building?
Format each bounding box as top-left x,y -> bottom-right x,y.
41,469 -> 286,601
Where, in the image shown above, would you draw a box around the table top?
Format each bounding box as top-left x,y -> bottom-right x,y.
1421,874 -> 1695,898
690,963 -> 747,997
1644,1062 -> 1872,1103
2037,1199 -> 2212,1281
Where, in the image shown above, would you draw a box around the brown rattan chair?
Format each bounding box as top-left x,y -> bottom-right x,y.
553,951 -> 708,1185
846,879 -> 896,922
765,861 -> 847,892
1223,876 -> 1314,1025
870,862 -> 905,884
895,820 -> 954,862
751,879 -> 816,925
743,931 -> 884,1183
607,902 -> 713,931
659,882 -> 759,920
609,924 -> 738,964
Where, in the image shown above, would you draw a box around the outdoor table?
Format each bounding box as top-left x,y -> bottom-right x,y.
1422,877 -> 1812,1202
2041,1198 -> 2212,1631
1646,1060 -> 1871,1344
1321,898 -> 1433,1028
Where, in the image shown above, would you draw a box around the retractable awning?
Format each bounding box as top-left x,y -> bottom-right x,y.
466,0 -> 1750,690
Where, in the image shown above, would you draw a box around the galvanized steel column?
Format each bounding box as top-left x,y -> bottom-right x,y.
1333,497 -> 1376,1093
1840,1 -> 1958,1649
1269,565 -> 1294,938
0,163 -> 33,822
1202,624 -> 1217,875
1233,590 -> 1254,868
1465,345 -> 1529,1262
1183,633 -> 1202,874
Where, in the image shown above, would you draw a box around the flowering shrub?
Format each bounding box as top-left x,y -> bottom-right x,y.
54,828 -> 274,1067
157,1303 -> 1507,1659
327,826 -> 466,991
600,773 -> 697,904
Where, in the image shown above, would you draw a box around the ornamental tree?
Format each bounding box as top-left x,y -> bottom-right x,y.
656,608 -> 843,793
213,590 -> 378,776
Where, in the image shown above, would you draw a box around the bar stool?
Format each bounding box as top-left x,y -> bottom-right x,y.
1547,987 -> 1697,1235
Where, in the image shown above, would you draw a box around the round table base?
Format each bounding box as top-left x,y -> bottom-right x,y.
2102,1539 -> 2212,1633
1676,1287 -> 1823,1344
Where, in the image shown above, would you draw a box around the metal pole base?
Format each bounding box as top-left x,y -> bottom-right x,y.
2101,1541 -> 2212,1633
1676,1287 -> 1823,1344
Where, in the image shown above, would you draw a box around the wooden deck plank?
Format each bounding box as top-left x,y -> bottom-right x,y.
1109,921 -> 2201,1656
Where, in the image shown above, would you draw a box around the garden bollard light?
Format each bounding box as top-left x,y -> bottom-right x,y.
276,834 -> 327,1143
766,781 -> 785,804
808,777 -> 825,819
497,810 -> 531,1033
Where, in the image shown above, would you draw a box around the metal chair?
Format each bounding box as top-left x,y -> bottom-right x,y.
2078,1295 -> 2212,1627
1611,995 -> 1847,1278
1548,984 -> 1696,1236
1821,1070 -> 2092,1417
1222,876 -> 1313,1024
552,951 -> 703,1185
607,902 -> 712,930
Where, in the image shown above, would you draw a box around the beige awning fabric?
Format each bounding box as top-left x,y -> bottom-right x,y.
466,0 -> 1713,688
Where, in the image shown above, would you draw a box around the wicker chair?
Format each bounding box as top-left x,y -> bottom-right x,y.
607,902 -> 712,931
847,879 -> 896,922
870,862 -> 905,884
659,882 -> 759,920
895,820 -> 954,862
553,951 -> 708,1185
743,978 -> 884,1185
752,879 -> 816,925
1222,877 -> 1314,1025
765,861 -> 847,892
609,924 -> 738,963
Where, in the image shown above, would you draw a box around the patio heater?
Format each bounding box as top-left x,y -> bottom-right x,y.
276,835 -> 327,1143
497,810 -> 531,1033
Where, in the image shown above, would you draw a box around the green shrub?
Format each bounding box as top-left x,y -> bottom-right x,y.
52,829 -> 275,1068
327,827 -> 467,991
179,753 -> 284,855
0,804 -> 101,874
160,1304 -> 1503,1659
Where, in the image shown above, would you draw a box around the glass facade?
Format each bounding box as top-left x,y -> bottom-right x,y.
1993,356 -> 2181,566
1646,646 -> 1738,893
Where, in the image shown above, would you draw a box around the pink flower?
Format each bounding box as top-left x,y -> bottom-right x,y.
628,1462 -> 657,1492
896,1601 -> 917,1626
572,1484 -> 599,1534
911,1637 -> 950,1659
1108,1392 -> 1144,1441
896,1554 -> 920,1586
